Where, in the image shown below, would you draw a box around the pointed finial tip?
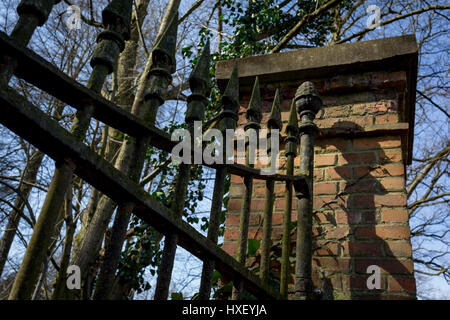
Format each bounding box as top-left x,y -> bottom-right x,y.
246,76 -> 262,123
189,40 -> 212,95
152,9 -> 179,73
287,99 -> 299,130
268,89 -> 282,130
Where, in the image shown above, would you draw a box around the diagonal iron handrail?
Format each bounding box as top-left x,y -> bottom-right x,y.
0,30 -> 306,186
0,85 -> 283,300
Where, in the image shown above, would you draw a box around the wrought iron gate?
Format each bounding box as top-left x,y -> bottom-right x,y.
0,0 -> 322,300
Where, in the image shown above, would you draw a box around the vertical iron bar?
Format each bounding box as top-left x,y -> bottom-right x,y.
260,179 -> 274,284
89,10 -> 179,301
1,0 -> 61,84
198,166 -> 226,299
8,0 -> 133,300
198,63 -> 240,300
293,82 -> 322,300
259,89 -> 282,285
230,76 -> 262,300
154,41 -> 211,300
280,99 -> 299,298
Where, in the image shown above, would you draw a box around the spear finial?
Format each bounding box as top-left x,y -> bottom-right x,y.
245,76 -> 262,125
186,40 -> 211,123
286,98 -> 299,134
216,62 -> 239,131
189,39 -> 211,97
152,11 -> 179,73
222,62 -> 239,110
285,99 -> 299,157
268,89 -> 282,130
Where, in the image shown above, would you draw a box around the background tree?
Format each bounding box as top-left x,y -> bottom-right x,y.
0,0 -> 448,299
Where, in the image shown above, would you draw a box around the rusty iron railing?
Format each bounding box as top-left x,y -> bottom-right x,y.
0,0 -> 322,300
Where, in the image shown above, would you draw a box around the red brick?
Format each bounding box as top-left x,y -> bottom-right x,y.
353,163 -> 404,179
315,118 -> 340,129
355,225 -> 410,240
316,117 -> 373,130
223,228 -> 239,240
355,258 -> 414,274
349,242 -> 383,256
327,167 -> 351,180
315,241 -> 344,256
374,194 -> 407,206
379,177 -> 405,191
353,136 -> 401,150
231,175 -> 244,183
351,195 -> 374,208
229,184 -> 244,197
336,210 -> 362,224
253,183 -> 285,197
338,152 -> 376,165
353,116 -> 374,128
384,241 -> 412,257
313,257 -> 351,272
227,199 -> 242,211
313,196 -> 347,210
253,184 -> 266,197
375,114 -> 399,124
349,275 -> 386,290
314,169 -> 324,181
378,149 -> 403,163
315,138 -> 350,153
225,214 -> 240,226
249,213 -> 262,226
313,211 -> 335,224
380,209 -> 408,223
314,182 -> 337,195
323,106 -> 350,118
274,198 -> 296,211
325,226 -> 350,239
315,154 -> 337,167
221,242 -> 236,256
341,179 -> 382,194
388,277 -> 416,292
250,199 -> 266,211
272,226 -> 284,239
247,227 -> 262,240
352,103 -> 367,116
371,72 -> 406,90
353,194 -> 406,208
369,102 -> 390,113
272,212 -> 284,226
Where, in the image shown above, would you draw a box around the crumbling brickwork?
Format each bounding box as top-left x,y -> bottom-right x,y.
217,36 -> 418,300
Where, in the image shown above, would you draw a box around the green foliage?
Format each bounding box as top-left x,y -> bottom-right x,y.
171,292 -> 184,300
116,123 -> 208,295
118,0 -> 354,298
211,269 -> 233,299
117,217 -> 162,296
247,238 -> 260,256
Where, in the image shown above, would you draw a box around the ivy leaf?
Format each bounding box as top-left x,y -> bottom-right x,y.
212,270 -> 222,286
247,238 -> 260,256
171,292 -> 184,300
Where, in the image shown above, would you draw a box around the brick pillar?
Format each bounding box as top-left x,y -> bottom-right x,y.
217,36 -> 418,300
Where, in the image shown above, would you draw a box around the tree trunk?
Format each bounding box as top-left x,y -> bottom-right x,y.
0,150 -> 44,277
82,0 -> 180,299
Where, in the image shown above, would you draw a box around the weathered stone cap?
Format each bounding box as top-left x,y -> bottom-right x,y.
215,35 -> 418,165
216,35 -> 417,88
